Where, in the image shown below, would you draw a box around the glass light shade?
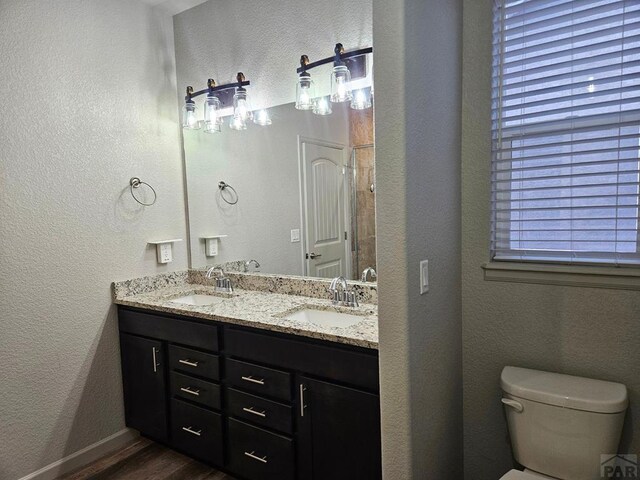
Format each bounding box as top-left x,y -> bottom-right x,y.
229,114 -> 247,131
295,75 -> 315,110
182,101 -> 201,130
203,95 -> 222,133
253,109 -> 272,126
350,88 -> 372,110
312,96 -> 332,116
330,65 -> 352,103
232,89 -> 253,122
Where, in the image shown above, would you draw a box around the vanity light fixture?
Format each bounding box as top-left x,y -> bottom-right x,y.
330,44 -> 352,103
253,109 -> 272,126
182,72 -> 270,133
182,87 -> 201,130
203,79 -> 223,134
350,88 -> 372,110
313,96 -> 332,115
295,55 -> 316,110
295,43 -> 373,115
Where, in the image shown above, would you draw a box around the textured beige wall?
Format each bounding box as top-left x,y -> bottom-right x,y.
461,1 -> 640,478
0,1 -> 186,478
374,0 -> 463,477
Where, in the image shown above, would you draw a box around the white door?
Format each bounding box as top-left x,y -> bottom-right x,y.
300,140 -> 348,278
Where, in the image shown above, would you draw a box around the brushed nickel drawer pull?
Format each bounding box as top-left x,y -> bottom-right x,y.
299,384 -> 307,417
152,347 -> 158,373
180,386 -> 200,396
179,359 -> 199,367
241,375 -> 265,385
244,451 -> 268,464
242,406 -> 267,417
182,426 -> 202,436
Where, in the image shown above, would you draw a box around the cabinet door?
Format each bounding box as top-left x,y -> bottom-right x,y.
120,333 -> 168,442
298,377 -> 381,480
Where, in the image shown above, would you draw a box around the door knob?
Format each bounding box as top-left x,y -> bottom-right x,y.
306,252 -> 322,259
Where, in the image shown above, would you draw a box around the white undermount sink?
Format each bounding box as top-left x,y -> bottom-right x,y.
285,308 -> 366,328
170,294 -> 227,306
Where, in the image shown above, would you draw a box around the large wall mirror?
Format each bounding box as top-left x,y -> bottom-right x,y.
174,0 -> 375,281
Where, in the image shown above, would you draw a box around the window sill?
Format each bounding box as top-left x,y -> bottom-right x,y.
482,262 -> 640,291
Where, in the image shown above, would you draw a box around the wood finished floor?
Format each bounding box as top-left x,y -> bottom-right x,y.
58,438 -> 236,480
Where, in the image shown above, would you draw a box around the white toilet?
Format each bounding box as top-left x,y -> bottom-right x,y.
500,366 -> 628,480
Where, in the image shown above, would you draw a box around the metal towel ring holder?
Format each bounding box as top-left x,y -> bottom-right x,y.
218,181 -> 238,205
129,177 -> 157,206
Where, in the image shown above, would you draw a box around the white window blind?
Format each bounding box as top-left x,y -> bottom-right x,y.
491,0 -> 640,266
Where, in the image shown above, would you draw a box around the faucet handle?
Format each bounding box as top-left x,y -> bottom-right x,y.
345,291 -> 359,307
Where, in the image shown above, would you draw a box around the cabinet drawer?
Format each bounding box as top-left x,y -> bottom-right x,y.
169,345 -> 219,381
227,418 -> 294,480
225,327 -> 379,391
227,388 -> 293,434
170,399 -> 223,465
226,358 -> 291,402
119,308 -> 219,352
170,372 -> 221,410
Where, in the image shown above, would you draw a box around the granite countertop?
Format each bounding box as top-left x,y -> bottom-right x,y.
113,277 -> 378,349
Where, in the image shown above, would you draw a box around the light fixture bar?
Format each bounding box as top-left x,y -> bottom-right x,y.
185,76 -> 251,102
296,46 -> 373,74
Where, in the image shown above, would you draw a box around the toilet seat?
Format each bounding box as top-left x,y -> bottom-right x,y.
499,469 -> 556,480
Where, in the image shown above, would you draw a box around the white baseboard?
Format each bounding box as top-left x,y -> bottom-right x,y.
17,428 -> 139,480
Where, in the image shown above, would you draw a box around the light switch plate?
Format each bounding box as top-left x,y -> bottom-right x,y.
205,238 -> 219,257
158,243 -> 172,263
420,259 -> 429,294
291,229 -> 300,243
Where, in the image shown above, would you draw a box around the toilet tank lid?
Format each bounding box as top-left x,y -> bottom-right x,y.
501,366 -> 628,413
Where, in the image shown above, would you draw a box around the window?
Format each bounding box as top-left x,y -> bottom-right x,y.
491,0 -> 640,266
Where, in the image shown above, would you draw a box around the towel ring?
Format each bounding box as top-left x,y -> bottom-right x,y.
129,177 -> 157,206
218,181 -> 238,205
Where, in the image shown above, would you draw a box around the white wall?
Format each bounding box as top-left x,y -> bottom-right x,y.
0,1 -> 187,478
461,1 -> 640,478
373,0 -> 463,477
183,102 -> 349,273
172,0 -> 373,111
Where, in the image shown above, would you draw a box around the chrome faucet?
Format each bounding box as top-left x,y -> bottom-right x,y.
329,276 -> 359,307
245,259 -> 260,272
205,266 -> 234,293
361,267 -> 377,282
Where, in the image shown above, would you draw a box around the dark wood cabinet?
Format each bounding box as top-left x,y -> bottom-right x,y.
118,306 -> 381,479
119,333 -> 168,442
298,377 -> 382,480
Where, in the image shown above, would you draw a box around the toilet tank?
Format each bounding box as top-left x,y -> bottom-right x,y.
501,366 -> 628,480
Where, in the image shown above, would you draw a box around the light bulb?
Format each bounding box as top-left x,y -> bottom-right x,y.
229,115 -> 247,131
253,109 -> 272,126
313,96 -> 332,116
233,88 -> 253,122
350,89 -> 372,110
330,65 -> 352,103
295,74 -> 315,110
182,101 -> 201,130
203,94 -> 222,133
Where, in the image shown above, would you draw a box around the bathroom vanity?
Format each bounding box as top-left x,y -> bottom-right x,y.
113,271 -> 380,480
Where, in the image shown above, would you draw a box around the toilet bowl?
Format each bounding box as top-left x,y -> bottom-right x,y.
498,366 -> 628,480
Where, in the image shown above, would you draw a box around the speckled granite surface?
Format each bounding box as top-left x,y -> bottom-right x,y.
112,272 -> 378,349
189,269 -> 378,304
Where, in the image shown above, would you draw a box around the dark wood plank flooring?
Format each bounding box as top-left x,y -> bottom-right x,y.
58,438 -> 235,480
